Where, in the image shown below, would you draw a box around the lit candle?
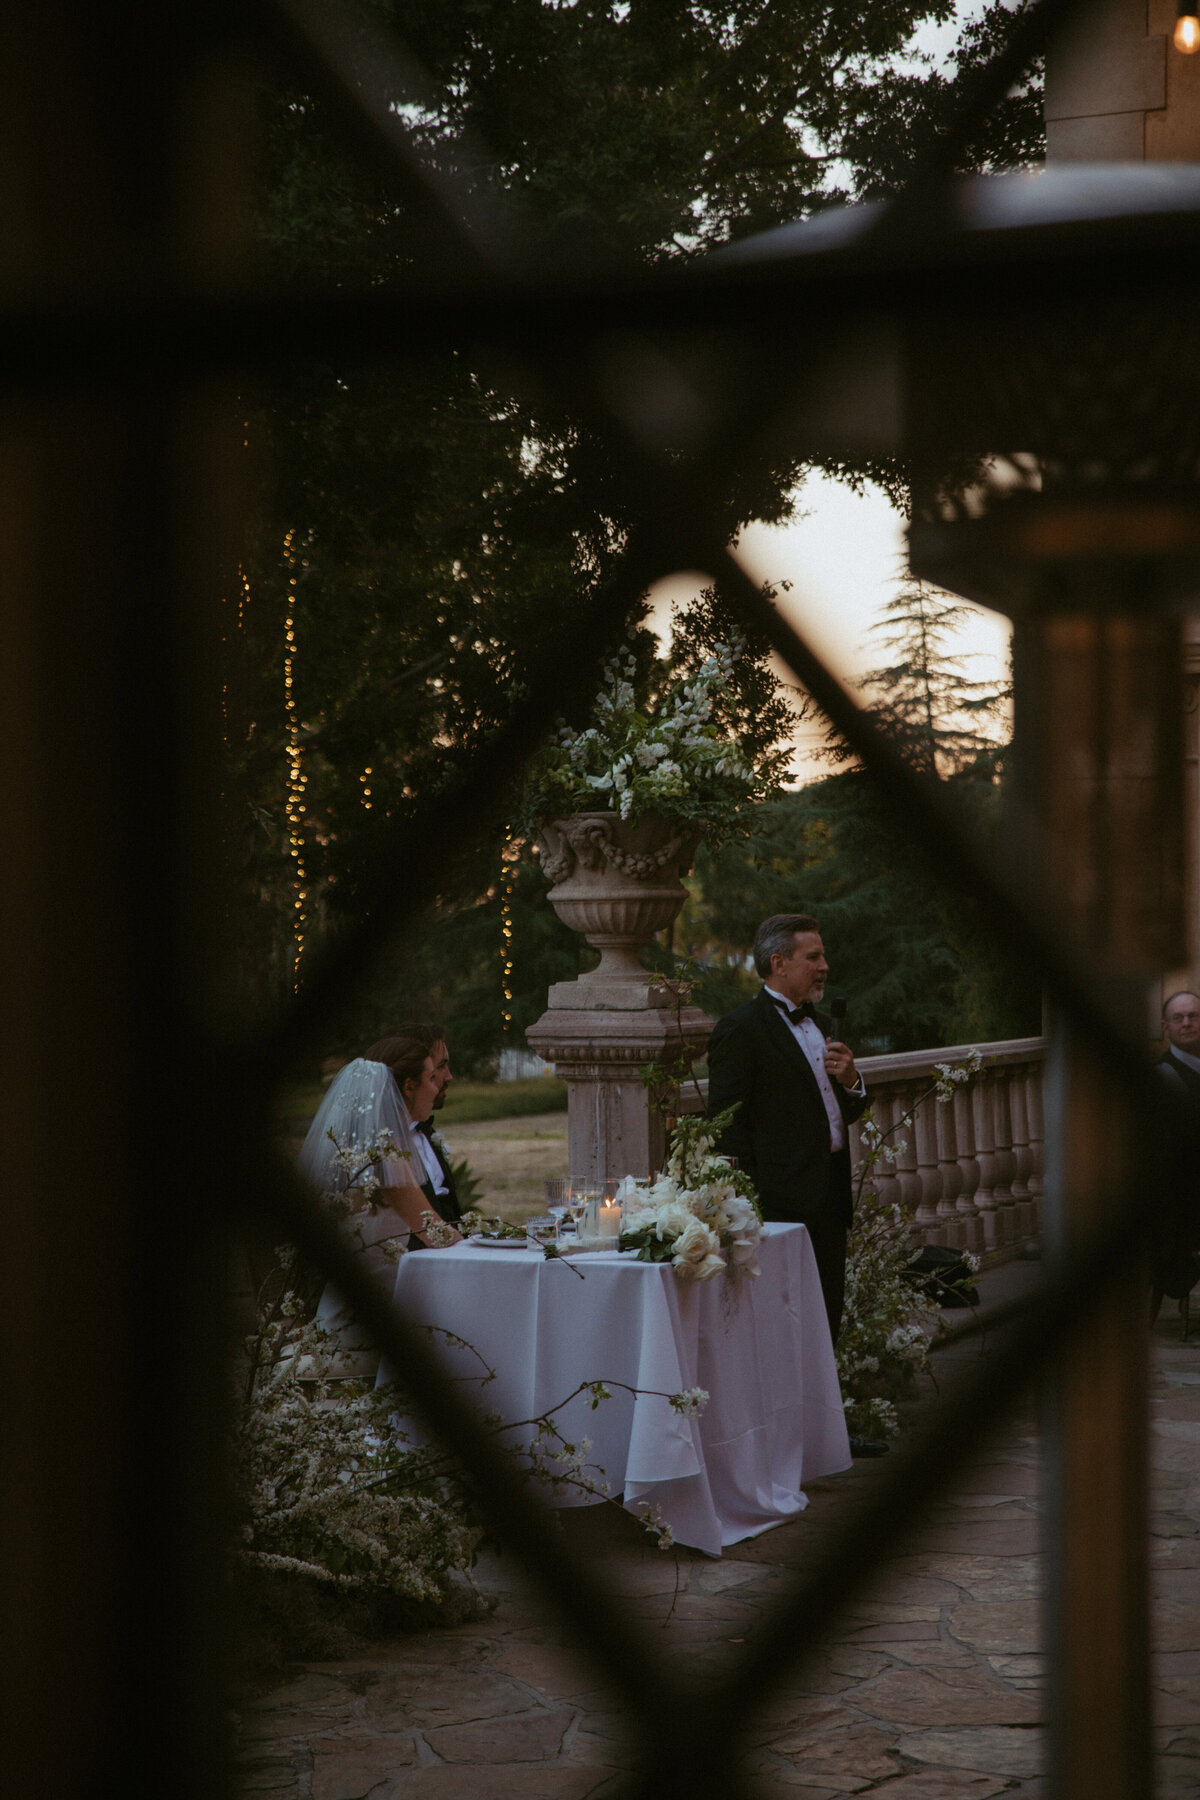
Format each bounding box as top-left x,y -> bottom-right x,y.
598,1197 -> 622,1239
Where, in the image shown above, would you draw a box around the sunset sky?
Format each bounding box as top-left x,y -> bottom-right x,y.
650,469 -> 1013,784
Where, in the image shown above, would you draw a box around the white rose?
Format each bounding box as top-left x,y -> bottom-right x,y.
675,1249 -> 726,1282
652,1201 -> 695,1242
714,1194 -> 758,1236
671,1217 -> 723,1278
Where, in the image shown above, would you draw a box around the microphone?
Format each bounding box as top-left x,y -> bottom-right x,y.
828,996 -> 847,1038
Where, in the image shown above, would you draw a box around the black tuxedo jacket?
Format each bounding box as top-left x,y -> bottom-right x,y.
417,1120 -> 462,1225
706,989 -> 868,1229
1161,1048 -> 1200,1106
1156,1050 -> 1200,1295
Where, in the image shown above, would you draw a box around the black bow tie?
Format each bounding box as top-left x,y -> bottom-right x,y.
416,1118 -> 435,1138
769,994 -> 815,1026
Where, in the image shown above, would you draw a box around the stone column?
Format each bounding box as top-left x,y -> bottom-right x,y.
526,811 -> 713,1182
527,987 -> 712,1182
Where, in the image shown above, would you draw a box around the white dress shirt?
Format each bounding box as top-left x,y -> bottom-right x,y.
763,985 -> 864,1153
1168,1045 -> 1200,1076
412,1123 -> 448,1196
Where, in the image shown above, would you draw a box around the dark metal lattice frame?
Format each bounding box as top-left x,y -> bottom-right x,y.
3,0 -> 1191,1794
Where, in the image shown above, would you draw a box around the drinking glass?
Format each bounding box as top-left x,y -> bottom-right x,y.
568,1181 -> 601,1239
524,1214 -> 558,1248
543,1178 -> 571,1236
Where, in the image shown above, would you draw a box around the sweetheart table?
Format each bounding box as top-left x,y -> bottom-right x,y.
388,1220 -> 851,1557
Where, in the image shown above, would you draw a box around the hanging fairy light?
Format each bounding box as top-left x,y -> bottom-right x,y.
1176,0 -> 1200,51
282,530 -> 308,986
360,766 -> 373,810
500,832 -> 519,1033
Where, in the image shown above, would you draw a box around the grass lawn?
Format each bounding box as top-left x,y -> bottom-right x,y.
440,1078 -> 567,1123
438,1112 -> 567,1223
277,1073 -> 567,1129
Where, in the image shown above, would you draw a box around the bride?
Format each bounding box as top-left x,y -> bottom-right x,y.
299,1029 -> 460,1347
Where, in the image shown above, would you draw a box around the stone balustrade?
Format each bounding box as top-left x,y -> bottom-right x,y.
677,1034 -> 1047,1260
850,1037 -> 1046,1257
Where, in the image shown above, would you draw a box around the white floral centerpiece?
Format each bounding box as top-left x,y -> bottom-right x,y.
617,1109 -> 763,1282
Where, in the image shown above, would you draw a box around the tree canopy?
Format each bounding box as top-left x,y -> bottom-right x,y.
678,579 -> 1034,1053
228,1 -> 1045,1065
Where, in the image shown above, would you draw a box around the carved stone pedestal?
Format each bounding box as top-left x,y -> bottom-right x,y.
527,998 -> 713,1182
527,810 -> 714,1180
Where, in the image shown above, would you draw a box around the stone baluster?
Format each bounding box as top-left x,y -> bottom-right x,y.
894,1084 -> 925,1223
1025,1063 -> 1045,1235
912,1089 -> 942,1238
991,1072 -> 1017,1249
935,1092 -> 962,1244
858,1091 -> 898,1212
971,1073 -> 1000,1250
954,1081 -> 982,1252
1008,1067 -> 1034,1239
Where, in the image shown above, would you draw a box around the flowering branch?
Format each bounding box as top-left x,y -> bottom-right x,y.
839,1048 -> 983,1440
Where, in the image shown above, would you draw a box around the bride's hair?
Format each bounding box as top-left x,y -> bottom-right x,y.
364,1024 -> 443,1094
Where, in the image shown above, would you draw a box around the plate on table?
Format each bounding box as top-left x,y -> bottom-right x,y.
469,1233 -> 530,1249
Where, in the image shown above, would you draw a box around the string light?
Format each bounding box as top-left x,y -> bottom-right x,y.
500,831 -> 520,1033
282,529 -> 308,987
1176,1 -> 1200,51
360,766 -> 373,810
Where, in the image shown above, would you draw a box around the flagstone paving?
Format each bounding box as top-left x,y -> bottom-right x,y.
235,1263 -> 1200,1799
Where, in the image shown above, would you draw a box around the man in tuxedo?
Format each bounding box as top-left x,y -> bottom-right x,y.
707,910 -> 868,1348
410,1027 -> 462,1227
1155,992 -> 1200,1307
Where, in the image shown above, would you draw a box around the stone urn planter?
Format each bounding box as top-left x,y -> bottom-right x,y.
528,810 -> 713,1181
536,811 -> 701,999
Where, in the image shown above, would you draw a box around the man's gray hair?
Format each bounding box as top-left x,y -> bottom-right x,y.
753,912 -> 820,979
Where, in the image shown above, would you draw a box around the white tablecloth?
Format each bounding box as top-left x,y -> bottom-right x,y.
388,1221 -> 851,1557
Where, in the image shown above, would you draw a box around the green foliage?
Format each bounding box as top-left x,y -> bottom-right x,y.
838,0 -> 1045,199
519,618 -> 793,843
446,1157 -> 484,1212
440,1079 -> 567,1123
229,1 -> 1043,1035
839,1054 -> 981,1438
675,777 -> 1038,1053
669,577 -> 1034,1053
838,1189 -> 935,1439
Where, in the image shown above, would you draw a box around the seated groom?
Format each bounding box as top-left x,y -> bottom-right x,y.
367,1024 -> 462,1229
707,912 -> 877,1448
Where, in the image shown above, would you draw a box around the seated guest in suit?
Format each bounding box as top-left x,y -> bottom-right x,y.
1155,992 -> 1200,1310
1161,992 -> 1200,1099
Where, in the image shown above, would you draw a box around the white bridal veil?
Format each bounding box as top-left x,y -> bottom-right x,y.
299,1057 -> 419,1197
299,1058 -> 421,1349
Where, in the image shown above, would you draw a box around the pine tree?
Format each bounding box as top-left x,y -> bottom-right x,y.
856,580 -> 1010,778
